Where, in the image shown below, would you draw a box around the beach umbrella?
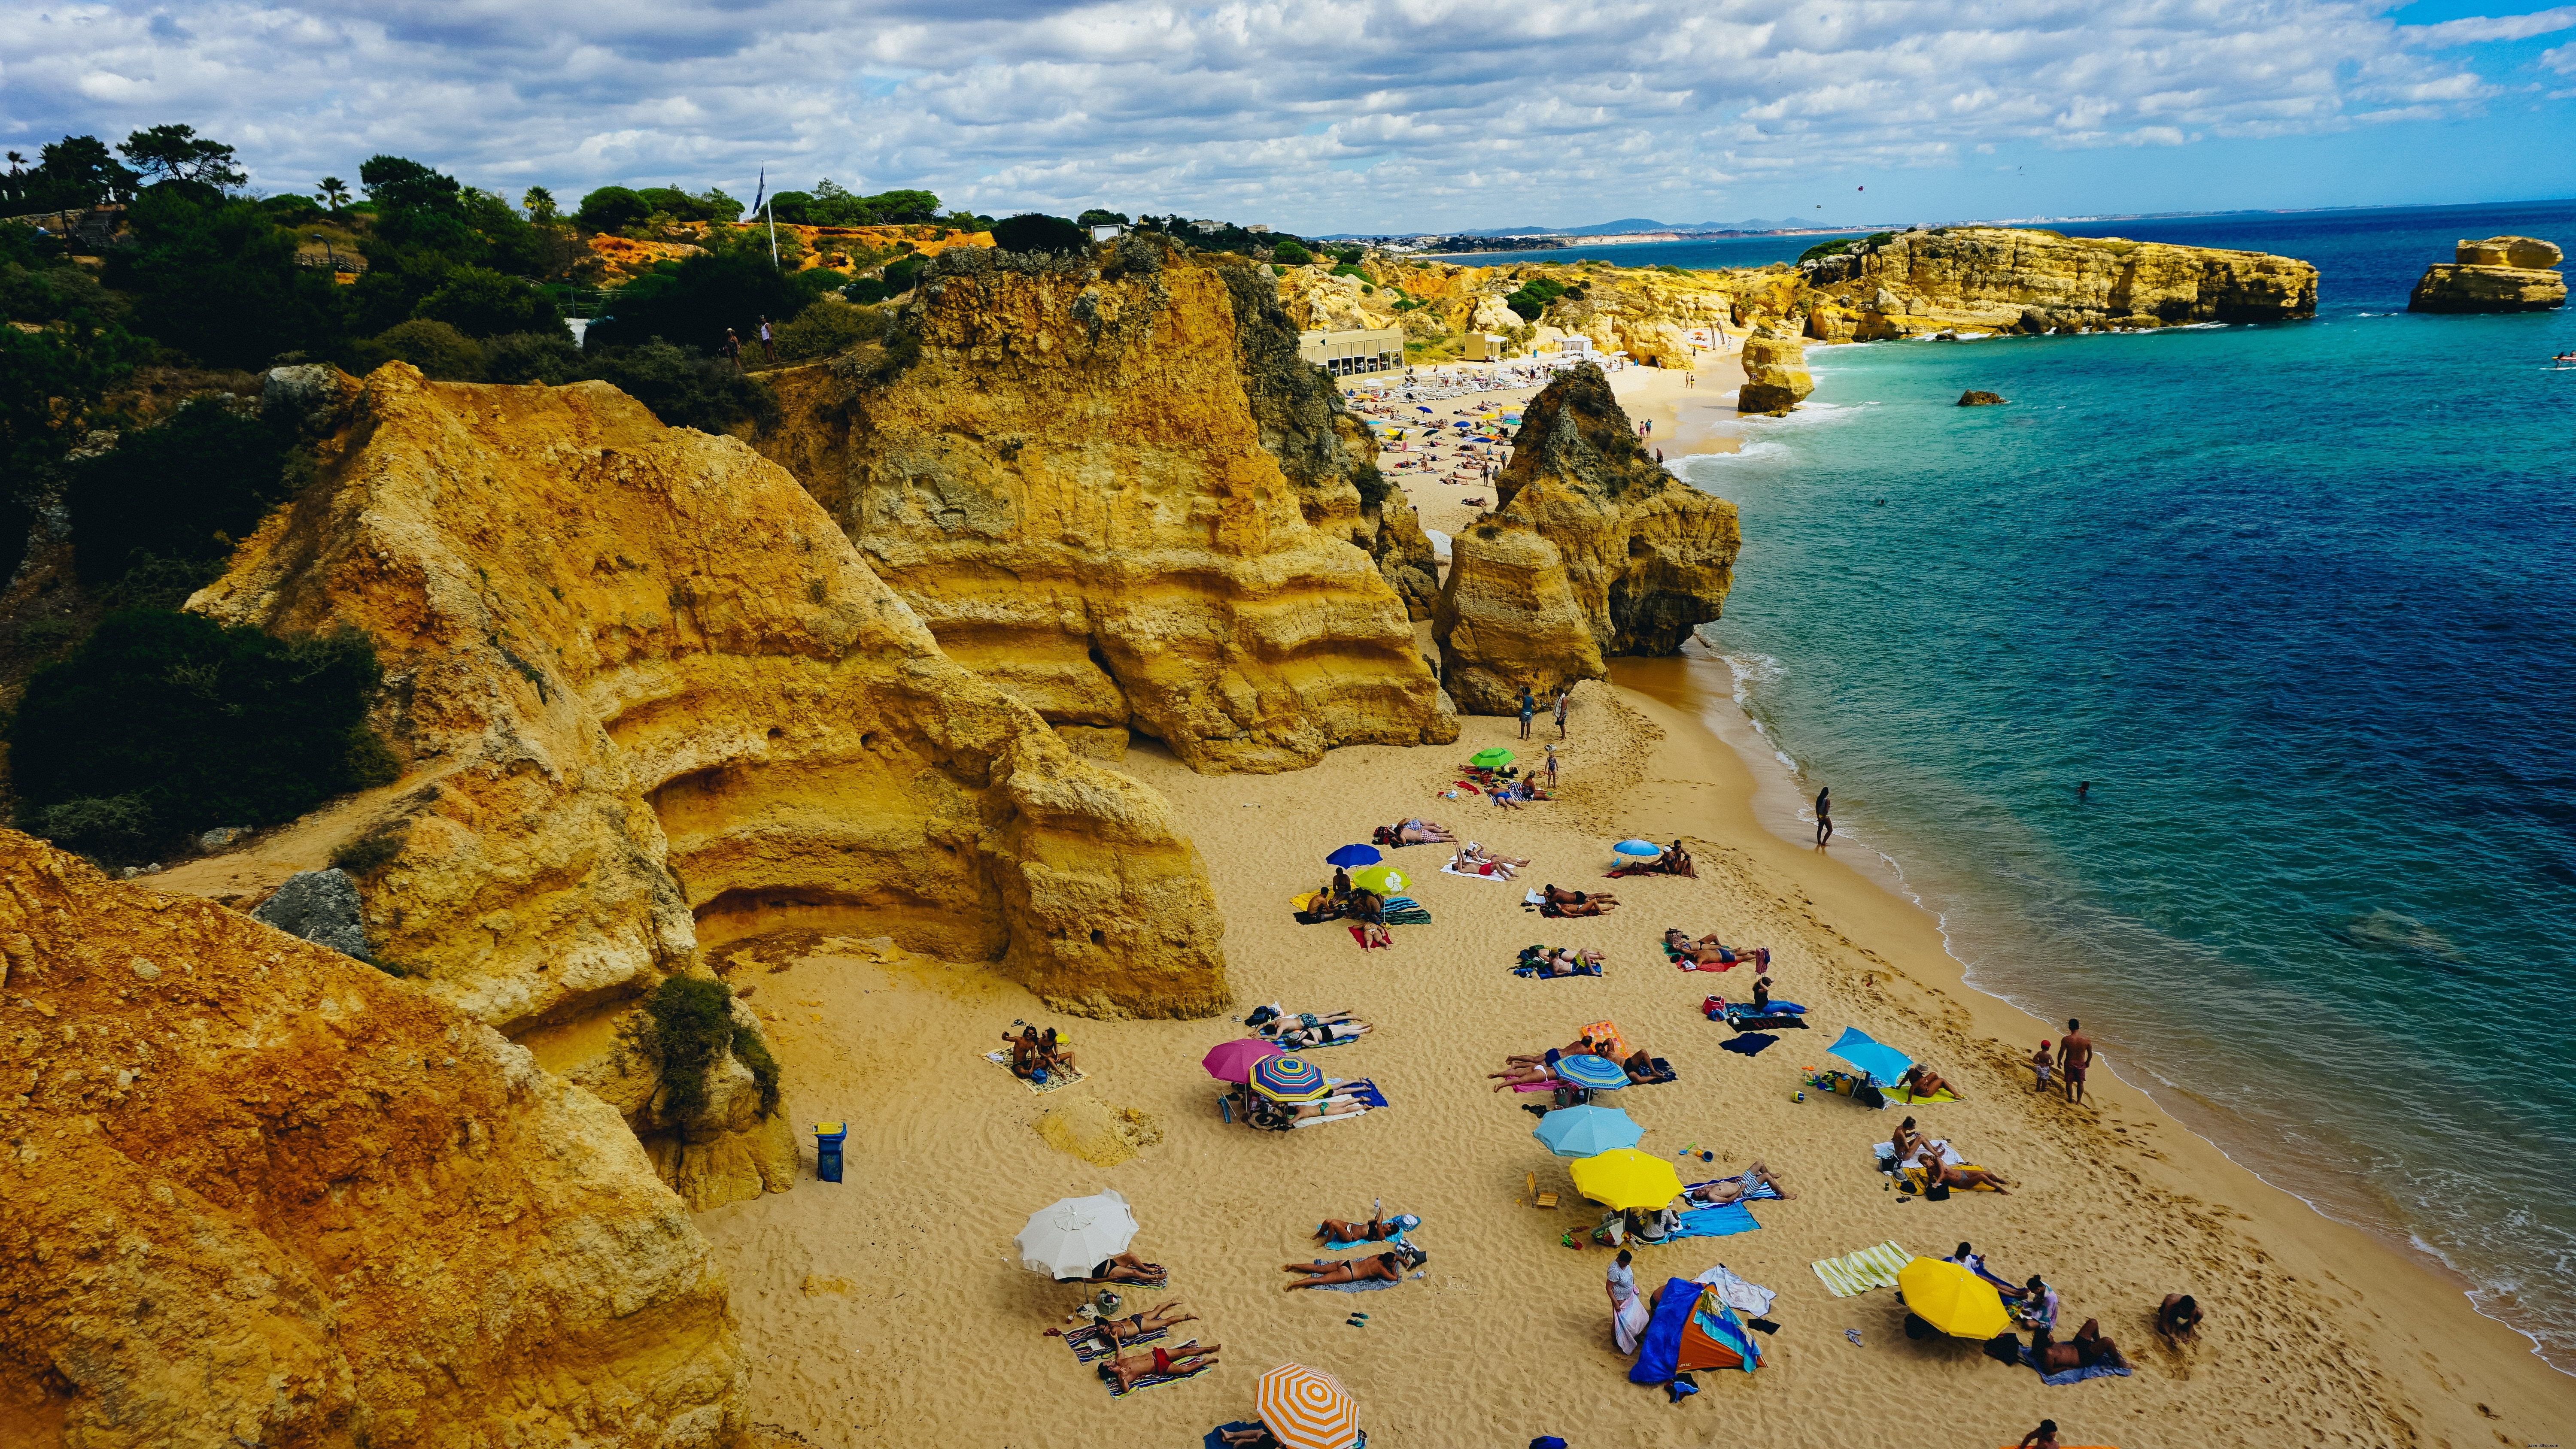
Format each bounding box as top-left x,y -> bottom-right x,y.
1532,1104 -> 1642,1158
1324,843 -> 1382,868
1251,1054 -> 1329,1102
1569,1148 -> 1686,1211
1416,405 -> 1433,412
1470,747 -> 1516,768
1613,838 -> 1662,858
1015,1191 -> 1139,1279
1826,1026 -> 1915,1088
1350,864 -> 1406,895
1203,1037 -> 1284,1082
1256,1363 -> 1360,1449
1896,1257 -> 2012,1339
1554,1053 -> 1629,1091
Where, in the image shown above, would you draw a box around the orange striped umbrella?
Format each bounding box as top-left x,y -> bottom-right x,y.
1255,1362 -> 1359,1449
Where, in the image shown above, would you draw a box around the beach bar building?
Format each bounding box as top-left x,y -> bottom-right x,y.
1299,327 -> 1405,376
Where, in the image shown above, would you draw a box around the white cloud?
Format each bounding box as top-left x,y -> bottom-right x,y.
0,0 -> 2563,230
2545,39 -> 2576,71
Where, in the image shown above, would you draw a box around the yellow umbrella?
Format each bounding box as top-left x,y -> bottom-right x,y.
1896,1257 -> 2012,1339
1350,864 -> 1407,894
1567,1148 -> 1684,1210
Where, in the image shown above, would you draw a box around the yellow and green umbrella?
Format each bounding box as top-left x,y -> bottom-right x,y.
1350,864 -> 1406,894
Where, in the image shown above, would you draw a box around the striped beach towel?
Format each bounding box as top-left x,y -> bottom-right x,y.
1381,895 -> 1432,925
1812,1240 -> 1912,1297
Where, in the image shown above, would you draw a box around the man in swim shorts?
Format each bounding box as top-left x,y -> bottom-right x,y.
2057,1019 -> 2093,1105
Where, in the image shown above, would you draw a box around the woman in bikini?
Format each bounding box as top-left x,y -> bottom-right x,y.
1685,1160 -> 1796,1203
1281,1246 -> 1425,1290
1100,1299 -> 1198,1343
1098,1337 -> 1221,1388
1899,1064 -> 1950,1099
1312,1211 -> 1420,1245
1273,1019 -> 1371,1049
1394,819 -> 1456,844
1923,1161 -> 2014,1194
1889,1117 -> 1928,1167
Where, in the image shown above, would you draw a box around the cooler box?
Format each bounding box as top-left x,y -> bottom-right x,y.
813,1122 -> 847,1183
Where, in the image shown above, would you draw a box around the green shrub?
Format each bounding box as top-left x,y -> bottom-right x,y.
29,794 -> 155,862
990,213 -> 1091,256
1797,238 -> 1855,264
585,250 -> 840,355
10,612 -> 387,847
481,331 -> 586,385
1271,239 -> 1313,266
641,976 -> 778,1121
574,186 -> 652,234
770,297 -> 889,362
586,339 -> 775,431
67,398 -> 293,588
328,823 -> 407,876
358,318 -> 484,380
413,266 -> 566,339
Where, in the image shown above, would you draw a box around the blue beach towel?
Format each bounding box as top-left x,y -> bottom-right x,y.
1667,1202 -> 1761,1239
1684,1176 -> 1783,1203
1206,1424 -> 1267,1449
2019,1346 -> 2133,1386
1721,1033 -> 1778,1056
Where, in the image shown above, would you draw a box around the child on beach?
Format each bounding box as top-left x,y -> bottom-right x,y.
2029,1040 -> 2053,1094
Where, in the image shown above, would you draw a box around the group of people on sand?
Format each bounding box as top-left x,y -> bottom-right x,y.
1001,1024 -> 1078,1079
1250,1005 -> 1374,1051
2029,1019 -> 2095,1103
1537,882 -> 1618,917
1489,1031 -> 1659,1090
1663,927 -> 1767,970
1377,818 -> 1457,846
1302,867 -> 1393,945
1612,840 -> 1696,878
1072,1276 -> 1224,1392
1517,944 -> 1608,977
1891,1116 -> 2014,1194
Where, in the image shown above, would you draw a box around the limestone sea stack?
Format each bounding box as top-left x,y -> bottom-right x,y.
1738,330 -> 1816,414
0,831 -> 749,1446
197,364 -> 1229,1040
1798,226 -> 2318,338
756,236 -> 1455,773
1438,363 -> 1739,712
2407,236 -> 2566,313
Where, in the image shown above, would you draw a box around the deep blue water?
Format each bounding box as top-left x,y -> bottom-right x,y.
1674,200 -> 2576,1368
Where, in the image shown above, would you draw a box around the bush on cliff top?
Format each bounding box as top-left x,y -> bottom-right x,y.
641,976 -> 779,1122
10,611 -> 393,856
66,397 -> 298,590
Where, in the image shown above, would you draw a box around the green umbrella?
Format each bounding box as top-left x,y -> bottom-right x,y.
1470,747 -> 1516,768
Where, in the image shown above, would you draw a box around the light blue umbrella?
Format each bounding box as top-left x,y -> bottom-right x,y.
1613,839 -> 1662,858
1532,1105 -> 1642,1158
1555,1054 -> 1628,1091
1826,1026 -> 1914,1087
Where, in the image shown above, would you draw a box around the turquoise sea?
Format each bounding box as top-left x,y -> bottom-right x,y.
1662,202 -> 2576,1370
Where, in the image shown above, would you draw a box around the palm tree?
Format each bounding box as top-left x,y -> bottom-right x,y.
317,176 -> 350,210
521,185 -> 558,222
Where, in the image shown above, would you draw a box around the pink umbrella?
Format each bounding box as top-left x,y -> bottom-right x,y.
1203,1037 -> 1285,1083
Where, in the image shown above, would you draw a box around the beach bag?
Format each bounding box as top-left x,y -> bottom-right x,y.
1926,1183 -> 1951,1202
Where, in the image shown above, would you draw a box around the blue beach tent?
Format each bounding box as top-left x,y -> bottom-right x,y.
1826,1027 -> 1914,1088
1630,1278 -> 1762,1384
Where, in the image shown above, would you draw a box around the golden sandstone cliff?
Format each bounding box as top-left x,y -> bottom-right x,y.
1437,364 -> 1740,712
2407,234 -> 2566,313
0,832 -> 748,1447
753,238 -> 1454,773
1794,226 -> 2317,339
1736,329 -> 1815,415
185,363 -> 1227,1198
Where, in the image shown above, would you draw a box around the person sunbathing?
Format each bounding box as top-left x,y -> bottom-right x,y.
1488,780 -> 1527,809
1071,1252 -> 1165,1285
1465,841 -> 1530,866
1685,1161 -> 1796,1203
1313,1211 -> 1420,1244
1889,1117 -> 1929,1166
1280,1246 -> 1425,1290
1038,1028 -> 1078,1073
2156,1293 -> 2203,1341
1543,894 -> 1615,919
1002,1026 -> 1042,1076
1449,846 -> 1516,879
1393,818 -> 1456,844
1546,884 -> 1618,905
1250,1092 -> 1373,1127
1489,1062 -> 1560,1090
1353,920 -> 1392,950
1533,946 -> 1606,975
1100,1299 -> 1198,1342
1216,1427 -> 1280,1448
1619,1049 -> 1662,1083
1923,1161 -> 2013,1194
2031,1319 -> 2124,1372
1898,1064 -> 1950,1098
1663,930 -> 1747,966
1751,976 -> 1774,1014
1098,1337 -> 1221,1389
1273,1018 -> 1371,1049
1505,1035 -> 1599,1067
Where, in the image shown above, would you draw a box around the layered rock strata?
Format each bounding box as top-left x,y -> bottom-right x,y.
1796,227 -> 2317,338
1738,331 -> 1816,414
755,238 -> 1453,773
196,364 -> 1227,1039
1437,364 -> 1739,712
0,831 -> 748,1446
2408,236 -> 2565,313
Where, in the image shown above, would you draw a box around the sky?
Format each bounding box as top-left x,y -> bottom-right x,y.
6,0 -> 2575,234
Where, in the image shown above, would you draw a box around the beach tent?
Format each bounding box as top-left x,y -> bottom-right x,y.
1629,1279 -> 1762,1384
1826,1026 -> 1914,1088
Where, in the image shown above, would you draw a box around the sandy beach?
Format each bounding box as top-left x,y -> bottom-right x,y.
695,673 -> 2573,1448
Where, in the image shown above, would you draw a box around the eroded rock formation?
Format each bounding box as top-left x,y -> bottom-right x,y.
2409,236 -> 2566,313
1796,227 -> 2317,338
1437,364 -> 1739,712
0,831 -> 748,1447
194,363 -> 1227,1040
1738,331 -> 1816,414
753,238 -> 1453,773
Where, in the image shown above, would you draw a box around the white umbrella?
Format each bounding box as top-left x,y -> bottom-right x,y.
1016,1190 -> 1139,1279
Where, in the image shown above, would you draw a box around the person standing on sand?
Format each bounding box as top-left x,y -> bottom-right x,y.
2057,1020 -> 2093,1105
1544,743 -> 1559,791
1814,786 -> 1833,846
1518,685 -> 1536,740
1553,688 -> 1570,739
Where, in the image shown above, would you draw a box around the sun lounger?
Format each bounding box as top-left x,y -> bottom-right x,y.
984,1050 -> 1086,1094
1810,1240 -> 1911,1297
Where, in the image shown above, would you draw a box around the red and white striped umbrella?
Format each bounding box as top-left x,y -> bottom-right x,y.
1255,1362 -> 1359,1449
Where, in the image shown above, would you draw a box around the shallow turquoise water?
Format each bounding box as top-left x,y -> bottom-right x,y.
1676,201 -> 2576,1368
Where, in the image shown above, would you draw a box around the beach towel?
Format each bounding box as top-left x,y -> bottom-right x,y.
1319,1225 -> 1417,1252
2018,1346 -> 2134,1386
1693,1264 -> 1777,1319
1285,1080 -> 1388,1128
1722,1010 -> 1809,1031
984,1050 -> 1087,1094
1874,1140 -> 1965,1170
1059,1323 -> 1166,1362
1666,1202 -> 1760,1239
1381,895 -> 1432,925
1205,1424 -> 1270,1449
1882,1085 -> 1961,1105
1100,1340 -> 1218,1397
1811,1240 -> 1911,1297
1720,1033 -> 1777,1056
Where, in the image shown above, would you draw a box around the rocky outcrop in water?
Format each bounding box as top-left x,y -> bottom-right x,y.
190,365 -> 1225,1147
1797,227 -> 2317,337
2408,236 -> 2566,313
1437,364 -> 1738,712
754,238 -> 1454,773
1737,331 -> 1816,414
0,831 -> 748,1446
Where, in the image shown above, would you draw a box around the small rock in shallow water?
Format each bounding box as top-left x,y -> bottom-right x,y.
1958,391 -> 2008,406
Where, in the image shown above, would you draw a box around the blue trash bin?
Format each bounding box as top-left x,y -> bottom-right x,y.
814,1121 -> 847,1183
